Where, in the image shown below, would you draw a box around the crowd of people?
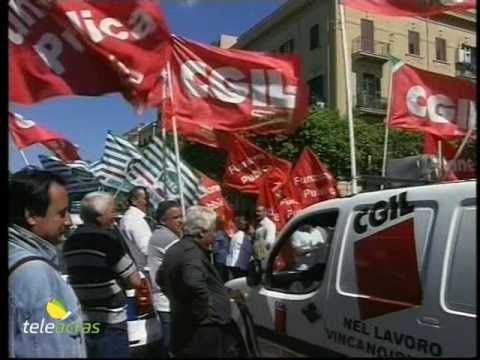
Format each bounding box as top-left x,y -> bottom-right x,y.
8,167 -> 278,358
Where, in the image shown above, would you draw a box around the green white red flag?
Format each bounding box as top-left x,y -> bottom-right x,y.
343,0 -> 476,17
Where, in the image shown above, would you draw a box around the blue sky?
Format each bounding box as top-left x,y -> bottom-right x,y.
9,0 -> 288,172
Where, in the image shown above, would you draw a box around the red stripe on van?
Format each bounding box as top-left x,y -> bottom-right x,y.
354,218 -> 422,320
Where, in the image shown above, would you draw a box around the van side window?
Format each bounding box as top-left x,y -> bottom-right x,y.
266,210 -> 339,294
444,206 -> 476,316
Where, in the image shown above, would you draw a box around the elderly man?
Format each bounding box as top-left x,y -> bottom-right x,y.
119,186 -> 152,270
147,200 -> 183,358
63,192 -> 142,358
9,168 -> 87,358
157,206 -> 232,358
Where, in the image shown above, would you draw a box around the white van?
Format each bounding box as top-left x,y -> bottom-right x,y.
226,181 -> 476,357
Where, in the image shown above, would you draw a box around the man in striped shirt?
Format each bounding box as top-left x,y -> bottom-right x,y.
63,192 -> 142,358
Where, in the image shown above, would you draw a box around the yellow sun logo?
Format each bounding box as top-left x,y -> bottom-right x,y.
46,299 -> 71,320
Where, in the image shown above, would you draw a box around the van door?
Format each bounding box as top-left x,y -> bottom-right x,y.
245,208 -> 343,357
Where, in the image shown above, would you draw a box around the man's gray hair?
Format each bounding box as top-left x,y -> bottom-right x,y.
80,191 -> 114,224
183,206 -> 217,237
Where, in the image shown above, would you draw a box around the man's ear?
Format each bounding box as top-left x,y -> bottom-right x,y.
24,209 -> 37,227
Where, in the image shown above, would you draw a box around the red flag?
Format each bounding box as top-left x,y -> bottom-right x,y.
9,112 -> 81,162
257,167 -> 303,230
423,133 -> 476,180
286,148 -> 338,208
387,62 -> 476,139
9,0 -> 171,108
162,36 -> 309,148
197,173 -> 235,236
343,0 -> 476,17
219,133 -> 291,196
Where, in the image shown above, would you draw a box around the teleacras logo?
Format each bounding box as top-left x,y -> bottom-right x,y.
22,298 -> 100,335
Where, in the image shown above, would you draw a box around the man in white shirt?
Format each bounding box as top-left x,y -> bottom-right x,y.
119,186 -> 152,270
255,206 -> 276,250
291,225 -> 330,271
226,216 -> 252,279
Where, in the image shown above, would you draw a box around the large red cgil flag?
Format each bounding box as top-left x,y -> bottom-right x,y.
387,62 -> 476,139
161,35 -> 309,148
9,112 -> 81,162
218,132 -> 291,196
343,0 -> 476,17
9,0 -> 171,109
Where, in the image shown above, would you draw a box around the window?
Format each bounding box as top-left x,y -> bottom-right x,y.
310,24 -> 319,50
279,39 -> 295,54
266,210 -> 339,294
435,37 -> 447,62
408,30 -> 420,55
308,76 -> 324,105
360,19 -> 374,52
444,206 -> 476,316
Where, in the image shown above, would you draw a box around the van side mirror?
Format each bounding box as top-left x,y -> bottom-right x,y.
246,259 -> 263,286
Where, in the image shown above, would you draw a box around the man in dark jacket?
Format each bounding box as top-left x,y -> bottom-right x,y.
157,206 -> 232,358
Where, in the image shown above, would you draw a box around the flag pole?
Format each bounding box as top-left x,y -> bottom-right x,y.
381,59 -> 395,179
19,149 -> 30,166
437,140 -> 443,180
339,0 -> 358,194
166,61 -> 186,216
453,128 -> 474,161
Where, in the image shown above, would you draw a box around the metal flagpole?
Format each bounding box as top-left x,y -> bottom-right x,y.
166,61 -> 186,216
453,128 -> 474,161
437,140 -> 443,180
19,149 -> 30,166
339,0 -> 358,194
381,60 -> 395,178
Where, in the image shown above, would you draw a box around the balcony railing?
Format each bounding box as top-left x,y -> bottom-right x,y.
356,91 -> 388,114
352,36 -> 390,61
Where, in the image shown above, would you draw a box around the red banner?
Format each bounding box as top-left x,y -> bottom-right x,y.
387,63 -> 476,139
9,0 -> 171,108
285,148 -> 338,208
197,173 -> 235,236
423,134 -> 476,180
344,0 -> 476,17
219,133 -> 291,196
162,36 -> 309,148
9,112 -> 80,162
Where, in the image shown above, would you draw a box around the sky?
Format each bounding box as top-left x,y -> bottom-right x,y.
9,0 -> 288,172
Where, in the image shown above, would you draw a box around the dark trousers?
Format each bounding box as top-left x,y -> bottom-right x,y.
173,325 -> 227,358
85,321 -> 130,358
214,262 -> 229,283
228,266 -> 247,279
157,311 -> 171,358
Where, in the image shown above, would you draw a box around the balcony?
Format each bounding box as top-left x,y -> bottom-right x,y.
356,91 -> 388,115
455,48 -> 476,81
352,36 -> 390,62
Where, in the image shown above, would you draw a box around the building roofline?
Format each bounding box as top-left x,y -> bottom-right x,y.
233,0 -> 310,49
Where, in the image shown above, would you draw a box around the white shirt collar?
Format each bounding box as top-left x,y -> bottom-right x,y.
127,205 -> 146,218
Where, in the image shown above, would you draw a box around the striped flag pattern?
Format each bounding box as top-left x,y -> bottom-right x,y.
38,155 -> 101,194
98,131 -> 202,206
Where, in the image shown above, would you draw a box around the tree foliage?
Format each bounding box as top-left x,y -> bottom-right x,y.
180,109 -> 425,181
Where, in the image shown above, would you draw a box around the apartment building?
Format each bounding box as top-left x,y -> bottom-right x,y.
227,0 -> 476,117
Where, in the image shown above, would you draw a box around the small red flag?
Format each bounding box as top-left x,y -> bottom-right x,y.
9,112 -> 80,162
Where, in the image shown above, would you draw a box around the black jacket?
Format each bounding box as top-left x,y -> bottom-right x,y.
156,236 -> 232,352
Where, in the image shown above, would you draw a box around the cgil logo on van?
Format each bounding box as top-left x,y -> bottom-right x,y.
353,192 -> 414,234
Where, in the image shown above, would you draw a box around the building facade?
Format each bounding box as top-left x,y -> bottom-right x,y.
229,0 -> 476,116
